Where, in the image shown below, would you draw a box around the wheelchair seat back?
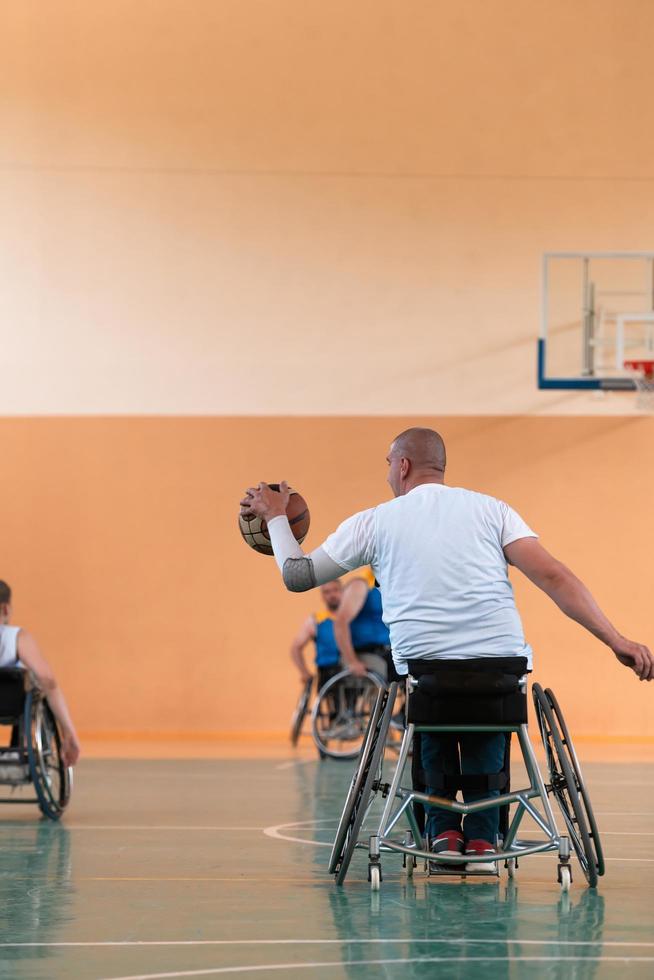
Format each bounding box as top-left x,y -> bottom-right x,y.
407,656 -> 528,726
0,668 -> 27,724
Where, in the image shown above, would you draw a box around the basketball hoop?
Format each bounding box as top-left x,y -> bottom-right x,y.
624,359 -> 654,412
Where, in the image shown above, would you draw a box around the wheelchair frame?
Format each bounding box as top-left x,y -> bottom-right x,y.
0,668 -> 72,820
329,676 -> 604,892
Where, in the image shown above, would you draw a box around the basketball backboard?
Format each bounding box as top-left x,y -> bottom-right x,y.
538,252 -> 654,390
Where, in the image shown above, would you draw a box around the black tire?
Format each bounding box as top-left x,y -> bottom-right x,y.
25,692 -> 72,820
327,683 -> 387,874
545,687 -> 605,878
290,677 -> 313,746
533,684 -> 602,887
333,683 -> 398,886
311,669 -> 385,760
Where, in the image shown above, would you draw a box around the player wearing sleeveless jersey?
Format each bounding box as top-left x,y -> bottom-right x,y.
0,581 -> 80,766
290,580 -> 343,689
332,569 -> 393,680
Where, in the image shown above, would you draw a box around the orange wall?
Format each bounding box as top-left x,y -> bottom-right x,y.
2,1 -> 654,415
1,416 -> 652,738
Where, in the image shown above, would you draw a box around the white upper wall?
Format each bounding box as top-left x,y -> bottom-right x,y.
1,0 -> 653,415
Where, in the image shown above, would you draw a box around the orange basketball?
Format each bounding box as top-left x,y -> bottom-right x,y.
238,484 -> 310,556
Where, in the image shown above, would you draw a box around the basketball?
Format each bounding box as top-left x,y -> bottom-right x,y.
238,484 -> 310,555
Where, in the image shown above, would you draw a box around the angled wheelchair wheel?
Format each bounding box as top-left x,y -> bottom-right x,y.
328,683 -> 387,874
311,669 -> 385,760
332,683 -> 398,886
25,693 -> 72,820
290,677 -> 314,746
533,684 -> 603,887
544,687 -> 605,878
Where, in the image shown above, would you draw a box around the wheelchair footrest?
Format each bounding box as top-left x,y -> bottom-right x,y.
427,863 -> 500,879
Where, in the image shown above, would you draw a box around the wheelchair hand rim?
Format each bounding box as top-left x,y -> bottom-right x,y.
544,687 -> 605,876
533,684 -> 601,886
25,693 -> 71,819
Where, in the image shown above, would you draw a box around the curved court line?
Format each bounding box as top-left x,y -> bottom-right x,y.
101,954 -> 654,980
262,816 -> 654,850
262,818 -> 336,848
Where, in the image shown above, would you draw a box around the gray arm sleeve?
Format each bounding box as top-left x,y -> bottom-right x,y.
266,516 -> 347,592
283,547 -> 348,592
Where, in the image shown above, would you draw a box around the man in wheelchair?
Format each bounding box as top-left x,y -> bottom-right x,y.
290,572 -> 391,690
242,427 -> 652,873
332,569 -> 395,683
0,580 -> 80,767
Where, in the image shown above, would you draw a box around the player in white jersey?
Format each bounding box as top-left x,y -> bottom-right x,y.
241,427 -> 652,870
0,581 -> 80,767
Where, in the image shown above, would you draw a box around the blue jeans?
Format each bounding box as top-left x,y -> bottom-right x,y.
421,732 -> 507,842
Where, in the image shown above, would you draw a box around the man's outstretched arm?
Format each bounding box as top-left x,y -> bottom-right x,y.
504,537 -> 653,681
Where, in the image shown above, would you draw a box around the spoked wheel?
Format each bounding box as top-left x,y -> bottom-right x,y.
25,693 -> 72,820
311,669 -> 386,760
330,683 -> 398,886
328,684 -> 387,874
290,677 -> 314,746
545,687 -> 605,878
533,684 -> 603,887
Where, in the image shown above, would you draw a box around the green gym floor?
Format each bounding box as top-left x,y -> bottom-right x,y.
0,752 -> 653,980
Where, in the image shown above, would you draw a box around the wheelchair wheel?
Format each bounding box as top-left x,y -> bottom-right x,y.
311,669 -> 385,760
533,684 -> 603,887
290,677 -> 313,746
544,687 -> 605,878
328,683 -> 387,874
25,692 -> 72,820
332,683 -> 397,886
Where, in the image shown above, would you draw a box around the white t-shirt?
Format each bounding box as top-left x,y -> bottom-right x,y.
322,484 -> 537,674
0,626 -> 22,669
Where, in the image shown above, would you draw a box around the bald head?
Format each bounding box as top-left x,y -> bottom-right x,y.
386,427 -> 446,497
391,427 -> 446,472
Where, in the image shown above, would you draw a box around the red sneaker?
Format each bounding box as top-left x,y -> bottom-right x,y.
429,830 -> 465,869
465,838 -> 497,873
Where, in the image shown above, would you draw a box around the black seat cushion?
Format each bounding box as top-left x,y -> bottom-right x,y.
407,657 -> 528,726
0,669 -> 27,722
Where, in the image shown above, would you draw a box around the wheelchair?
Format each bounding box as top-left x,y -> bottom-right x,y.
0,668 -> 72,820
329,657 -> 605,892
289,650 -> 405,761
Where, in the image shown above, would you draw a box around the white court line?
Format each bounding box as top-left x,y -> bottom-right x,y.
528,831 -> 654,837
0,826 -> 267,832
604,857 -> 654,862
598,832 -> 654,836
0,814 -> 648,834
275,759 -> 315,770
3,939 -> 654,948
262,817 -> 654,849
100,955 -> 654,980
263,819 -> 333,848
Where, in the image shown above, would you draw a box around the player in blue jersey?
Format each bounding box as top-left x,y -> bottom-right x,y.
333,569 -> 395,681
290,580 -> 343,689
290,572 -> 392,686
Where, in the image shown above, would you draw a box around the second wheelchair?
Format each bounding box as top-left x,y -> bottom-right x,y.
290,650 -> 404,760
